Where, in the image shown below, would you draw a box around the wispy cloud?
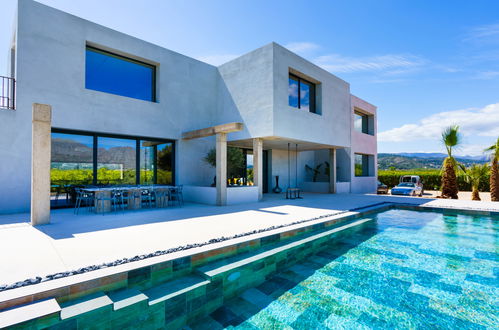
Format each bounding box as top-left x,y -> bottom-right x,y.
284,42 -> 320,55
313,53 -> 426,73
464,23 -> 499,44
473,71 -> 499,80
196,54 -> 239,66
378,103 -> 499,143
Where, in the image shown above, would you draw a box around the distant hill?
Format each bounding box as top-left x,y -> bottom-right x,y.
378,153 -> 488,170
395,152 -> 488,161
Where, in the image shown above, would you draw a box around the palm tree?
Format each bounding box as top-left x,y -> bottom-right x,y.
440,125 -> 461,199
459,164 -> 489,201
484,137 -> 499,201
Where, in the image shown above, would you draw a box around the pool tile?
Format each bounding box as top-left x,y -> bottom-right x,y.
188,209 -> 499,329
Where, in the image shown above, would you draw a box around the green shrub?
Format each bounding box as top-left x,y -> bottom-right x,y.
378,169 -> 490,192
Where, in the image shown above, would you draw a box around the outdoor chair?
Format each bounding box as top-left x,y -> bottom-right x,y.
95,189 -> 125,215
154,188 -> 169,208
169,185 -> 183,207
112,189 -> 127,213
141,188 -> 155,208
74,188 -> 94,215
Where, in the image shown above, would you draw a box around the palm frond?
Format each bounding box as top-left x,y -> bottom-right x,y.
441,125 -> 461,158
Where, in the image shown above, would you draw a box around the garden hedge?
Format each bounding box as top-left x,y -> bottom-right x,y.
378,169 -> 490,192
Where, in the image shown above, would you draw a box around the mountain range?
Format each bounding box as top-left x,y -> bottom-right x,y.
378,153 -> 489,170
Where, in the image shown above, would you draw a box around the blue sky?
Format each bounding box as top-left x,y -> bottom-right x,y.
1,0 -> 498,156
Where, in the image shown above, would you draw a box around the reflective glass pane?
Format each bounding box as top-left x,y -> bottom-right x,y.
140,141 -> 173,185
140,142 -> 155,185
51,133 -> 94,206
246,153 -> 253,186
300,81 -> 311,112
86,47 -> 155,101
97,137 -> 136,185
288,77 -> 299,108
355,154 -> 363,177
157,143 -> 173,185
354,113 -> 363,132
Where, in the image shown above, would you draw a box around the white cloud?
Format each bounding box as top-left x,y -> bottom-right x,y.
473,71 -> 499,80
378,103 -> 499,143
313,53 -> 425,73
465,23 -> 499,43
284,42 -> 320,54
196,54 -> 240,66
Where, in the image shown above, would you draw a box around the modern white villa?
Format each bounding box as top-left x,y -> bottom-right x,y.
0,0 -> 377,216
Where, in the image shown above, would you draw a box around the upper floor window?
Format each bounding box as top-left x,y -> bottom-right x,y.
85,46 -> 156,102
354,111 -> 374,135
288,73 -> 316,113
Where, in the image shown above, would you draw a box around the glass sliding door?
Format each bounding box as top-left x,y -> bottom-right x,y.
140,141 -> 174,185
97,137 -> 136,185
156,142 -> 173,185
51,133 -> 94,206
50,129 -> 175,208
140,141 -> 155,185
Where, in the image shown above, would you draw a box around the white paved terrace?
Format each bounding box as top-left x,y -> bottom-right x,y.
0,193 -> 497,285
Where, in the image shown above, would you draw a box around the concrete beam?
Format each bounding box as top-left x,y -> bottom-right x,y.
31,103 -> 52,226
216,133 -> 227,206
182,122 -> 243,140
252,138 -> 263,200
329,148 -> 337,194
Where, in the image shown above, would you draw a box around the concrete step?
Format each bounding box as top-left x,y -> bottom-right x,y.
143,274 -> 210,306
198,217 -> 373,279
108,288 -> 148,311
0,298 -> 61,328
60,292 -> 113,320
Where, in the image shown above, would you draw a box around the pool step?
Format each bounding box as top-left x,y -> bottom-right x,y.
108,288 -> 148,311
60,292 -> 113,320
0,298 -> 61,328
198,217 -> 373,280
143,274 -> 210,305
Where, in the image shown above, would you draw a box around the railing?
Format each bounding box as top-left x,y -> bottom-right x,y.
0,76 -> 15,110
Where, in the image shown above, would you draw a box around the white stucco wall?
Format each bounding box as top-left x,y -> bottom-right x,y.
272,44 -> 352,148
0,1 -> 378,213
350,95 -> 378,194
0,0 -> 220,213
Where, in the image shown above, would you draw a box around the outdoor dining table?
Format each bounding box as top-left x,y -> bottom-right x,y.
81,185 -> 176,213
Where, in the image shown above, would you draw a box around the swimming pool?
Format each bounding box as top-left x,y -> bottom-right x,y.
191,208 -> 499,329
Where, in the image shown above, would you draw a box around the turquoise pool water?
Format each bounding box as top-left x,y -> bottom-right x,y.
193,208 -> 499,329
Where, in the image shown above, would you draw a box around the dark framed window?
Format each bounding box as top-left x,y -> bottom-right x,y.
354,111 -> 374,135
51,129 -> 175,205
85,46 -> 156,102
354,153 -> 373,177
288,73 -> 316,113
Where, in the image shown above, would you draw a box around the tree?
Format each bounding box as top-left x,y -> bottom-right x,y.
204,147 -> 245,179
484,137 -> 499,202
440,126 -> 461,199
459,164 -> 489,201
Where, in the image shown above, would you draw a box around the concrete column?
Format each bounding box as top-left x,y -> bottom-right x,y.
329,148 -> 337,194
252,138 -> 263,200
31,103 -> 52,225
216,133 -> 227,206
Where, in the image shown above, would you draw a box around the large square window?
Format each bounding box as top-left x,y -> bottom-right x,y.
355,153 -> 373,177
85,46 -> 156,102
288,73 -> 316,113
354,111 -> 374,135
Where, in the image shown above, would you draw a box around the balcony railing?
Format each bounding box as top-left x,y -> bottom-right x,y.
0,76 -> 15,110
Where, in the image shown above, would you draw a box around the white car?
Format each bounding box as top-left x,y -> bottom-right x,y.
391,182 -> 423,196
